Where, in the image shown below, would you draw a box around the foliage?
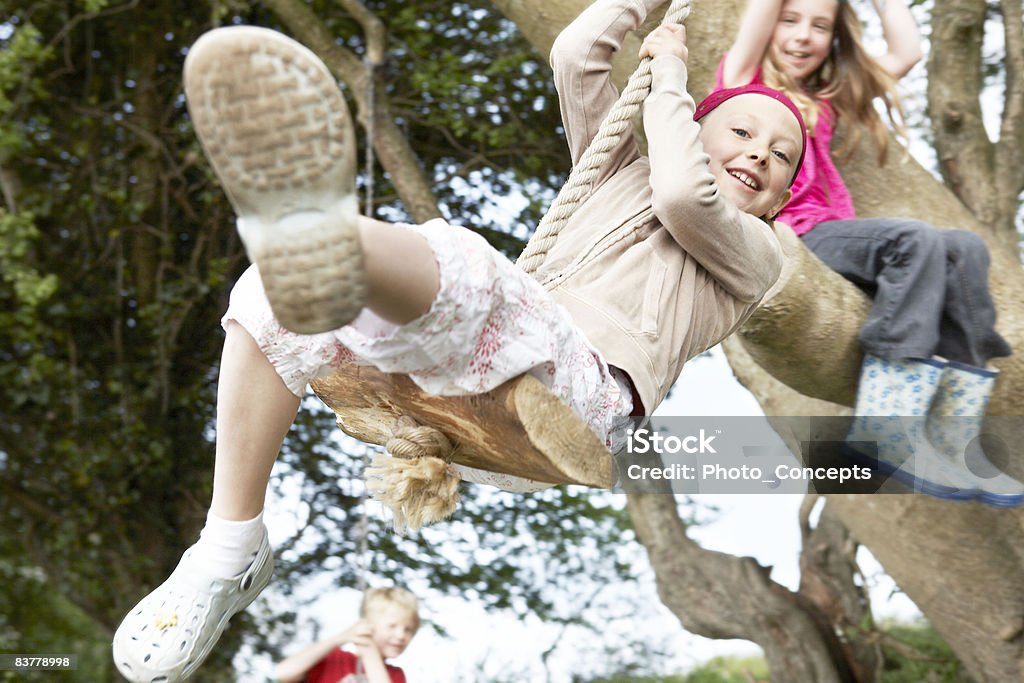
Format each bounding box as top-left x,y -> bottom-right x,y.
679,656 -> 768,683
568,654 -> 768,683
878,621 -> 974,683
580,676 -> 688,683
0,2 -> 622,681
315,0 -> 567,247
0,537 -> 114,683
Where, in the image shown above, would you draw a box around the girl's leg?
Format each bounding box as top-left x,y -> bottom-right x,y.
933,230 -> 1012,366
113,26 -> 448,683
210,321 -> 301,521
360,216 -> 441,325
204,219 -> 440,525
802,218 -> 946,360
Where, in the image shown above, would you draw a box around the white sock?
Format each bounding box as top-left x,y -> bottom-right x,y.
190,510 -> 266,579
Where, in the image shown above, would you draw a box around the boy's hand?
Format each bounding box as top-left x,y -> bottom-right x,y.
351,631 -> 380,657
337,620 -> 374,647
351,626 -> 384,662
638,23 -> 688,63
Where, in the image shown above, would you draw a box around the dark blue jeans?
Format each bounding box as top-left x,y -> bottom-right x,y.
802,218 -> 1012,366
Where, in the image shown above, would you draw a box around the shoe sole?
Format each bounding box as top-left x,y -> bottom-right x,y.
844,444 -> 1024,507
973,488 -> 1024,508
184,26 -> 365,335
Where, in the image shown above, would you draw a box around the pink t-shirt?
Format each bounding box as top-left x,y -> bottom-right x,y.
712,58 -> 856,235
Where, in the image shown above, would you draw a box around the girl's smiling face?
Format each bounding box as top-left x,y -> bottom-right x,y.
770,0 -> 839,81
698,94 -> 802,220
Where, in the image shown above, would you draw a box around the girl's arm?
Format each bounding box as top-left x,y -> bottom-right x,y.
721,0 -> 784,87
550,0 -> 666,180
870,0 -> 923,79
643,35 -> 783,303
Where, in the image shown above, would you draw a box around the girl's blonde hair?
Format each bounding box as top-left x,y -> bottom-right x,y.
360,586 -> 421,632
760,1 -> 906,163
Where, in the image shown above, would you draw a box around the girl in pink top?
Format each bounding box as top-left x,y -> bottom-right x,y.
720,0 -> 1019,506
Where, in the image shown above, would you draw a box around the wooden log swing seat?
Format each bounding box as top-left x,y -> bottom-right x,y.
311,0 -> 692,530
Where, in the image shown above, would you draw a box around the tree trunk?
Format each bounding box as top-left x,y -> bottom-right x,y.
626,492 -> 856,682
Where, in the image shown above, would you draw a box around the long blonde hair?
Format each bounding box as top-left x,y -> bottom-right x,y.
760,2 -> 906,163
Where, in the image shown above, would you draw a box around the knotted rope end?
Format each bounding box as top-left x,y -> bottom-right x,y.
365,419 -> 462,533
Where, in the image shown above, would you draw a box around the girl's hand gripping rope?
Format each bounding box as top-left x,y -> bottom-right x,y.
639,23 -> 688,63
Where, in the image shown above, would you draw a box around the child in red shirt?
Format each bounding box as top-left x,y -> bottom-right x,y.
275,587 -> 419,683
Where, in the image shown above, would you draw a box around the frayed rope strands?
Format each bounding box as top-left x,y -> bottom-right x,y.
365,416 -> 462,532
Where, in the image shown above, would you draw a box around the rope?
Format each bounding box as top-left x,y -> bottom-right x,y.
365,417 -> 461,533
363,59 -> 378,219
517,0 -> 692,278
385,417 -> 456,460
354,53 -> 382,599
354,459 -> 371,592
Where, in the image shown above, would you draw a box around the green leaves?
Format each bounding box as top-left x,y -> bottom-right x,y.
0,210 -> 58,308
0,4 -> 640,681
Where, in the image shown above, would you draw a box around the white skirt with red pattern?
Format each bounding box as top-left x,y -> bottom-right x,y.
223,218 -> 633,492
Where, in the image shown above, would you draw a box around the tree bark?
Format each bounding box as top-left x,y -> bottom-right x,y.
798,496 -> 883,682
627,492 -> 855,683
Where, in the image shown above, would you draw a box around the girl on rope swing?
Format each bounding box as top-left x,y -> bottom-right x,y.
717,0 -> 1021,505
112,1 -> 808,680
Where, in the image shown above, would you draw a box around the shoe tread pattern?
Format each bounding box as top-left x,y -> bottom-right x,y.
185,27 -> 365,334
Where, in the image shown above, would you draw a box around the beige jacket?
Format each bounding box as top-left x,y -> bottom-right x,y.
536,0 -> 783,413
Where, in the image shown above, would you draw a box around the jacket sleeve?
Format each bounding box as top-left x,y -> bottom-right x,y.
549,0 -> 656,186
642,54 -> 783,302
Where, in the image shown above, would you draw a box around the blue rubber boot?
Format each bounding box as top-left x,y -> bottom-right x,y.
843,355 -> 974,500
926,362 -> 1024,508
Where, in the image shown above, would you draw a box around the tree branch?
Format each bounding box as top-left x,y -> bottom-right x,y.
827,494 -> 1024,681
626,493 -> 848,682
0,481 -> 66,526
997,0 -> 1024,199
263,0 -> 442,223
927,0 -> 1002,235
0,162 -> 18,213
798,499 -> 883,682
332,0 -> 387,65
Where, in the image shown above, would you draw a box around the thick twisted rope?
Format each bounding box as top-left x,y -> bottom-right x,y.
365,417 -> 462,533
517,0 -> 692,277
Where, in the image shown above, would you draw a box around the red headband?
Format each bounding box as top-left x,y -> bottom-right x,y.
694,84 -> 807,185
